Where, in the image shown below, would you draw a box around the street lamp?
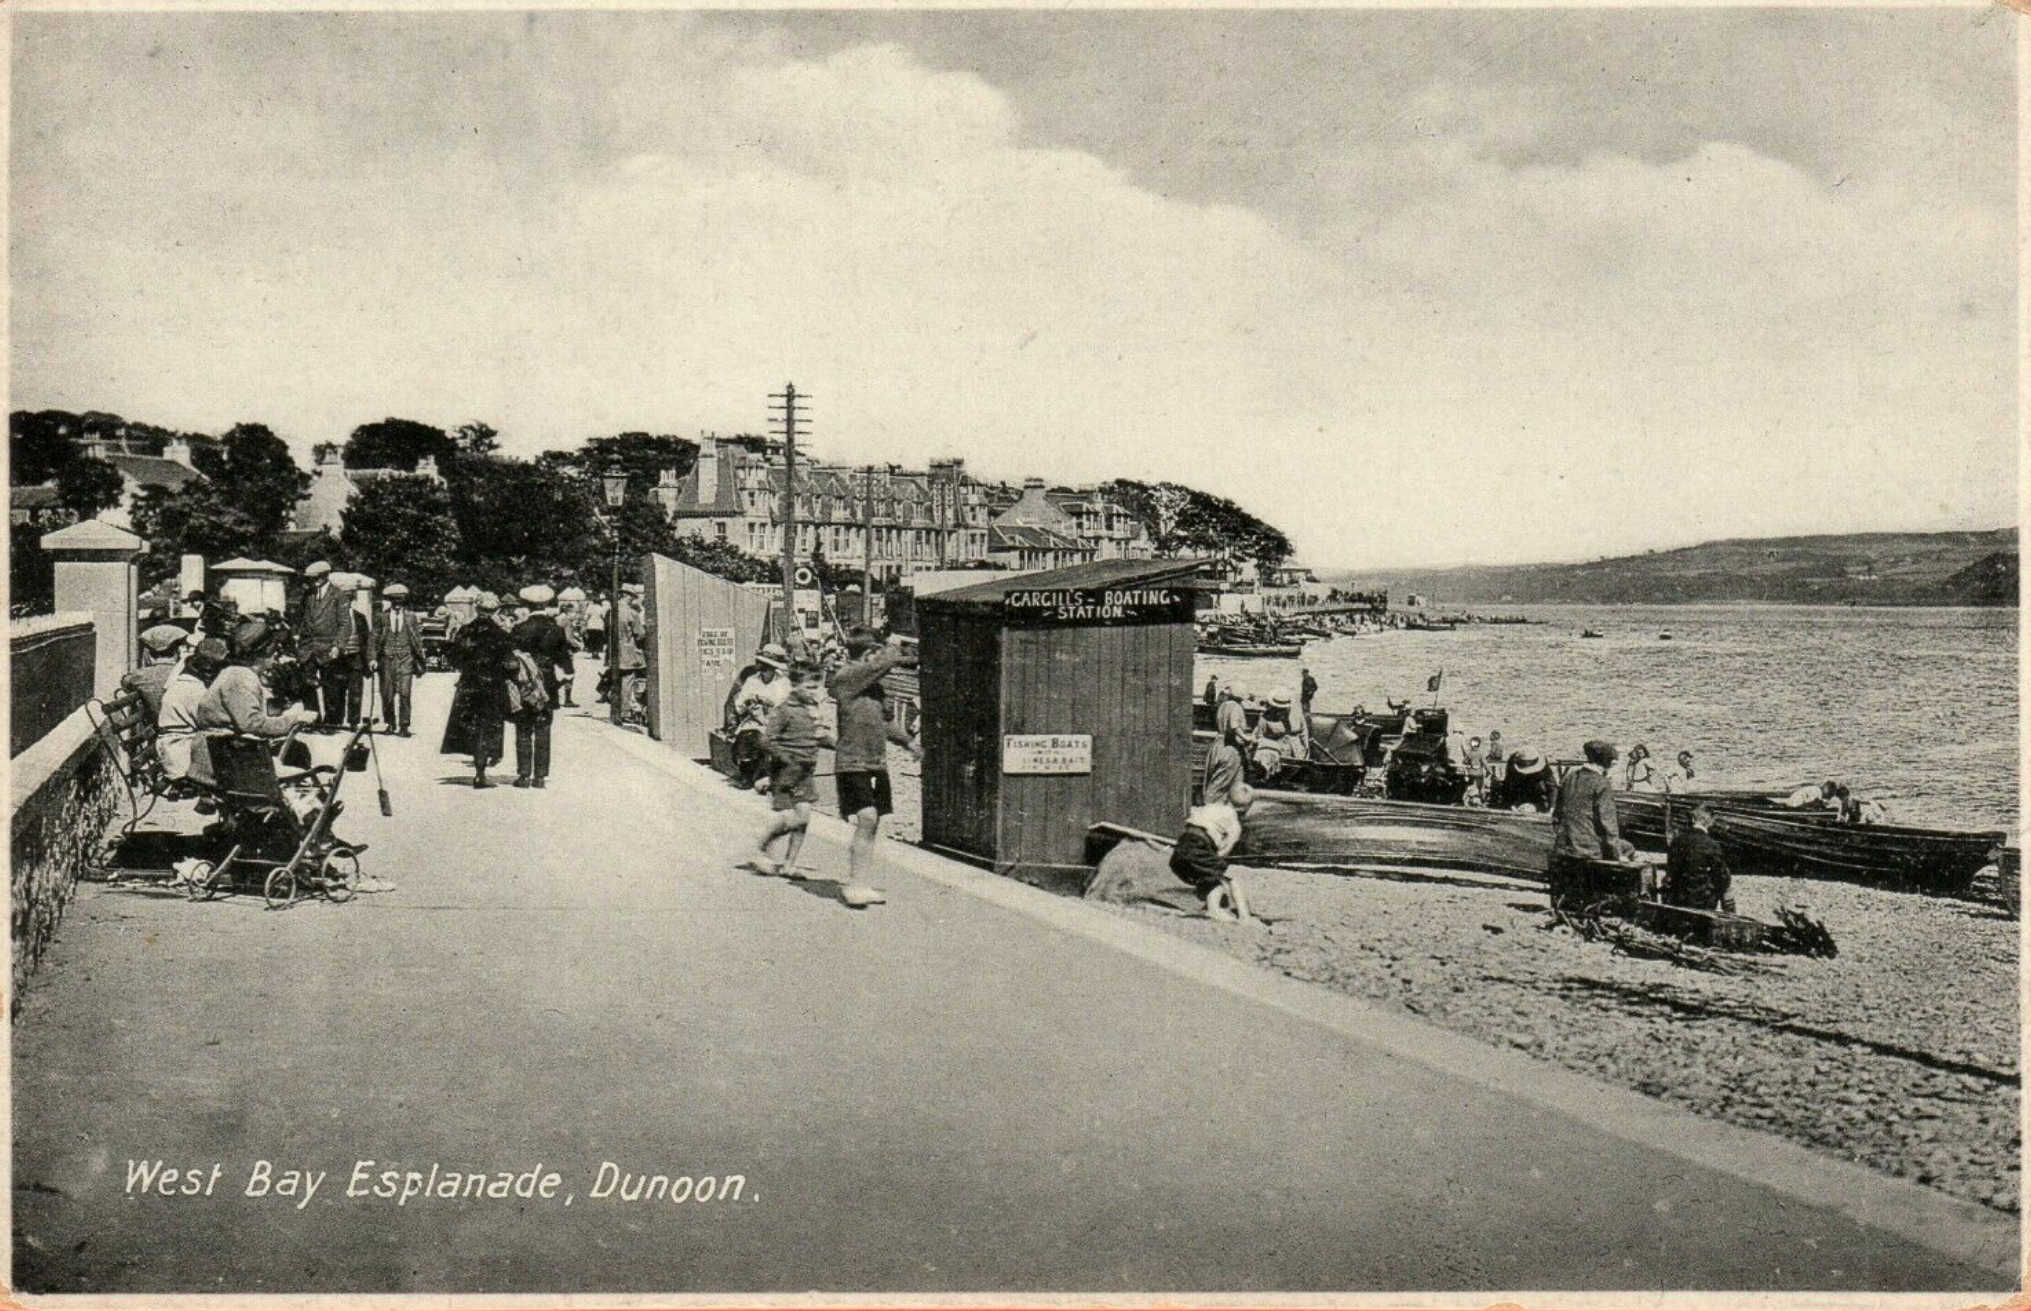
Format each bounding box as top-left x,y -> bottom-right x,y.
603,467 -> 628,725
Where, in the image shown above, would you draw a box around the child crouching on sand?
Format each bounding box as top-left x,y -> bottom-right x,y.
755,663 -> 832,878
1171,784 -> 1257,922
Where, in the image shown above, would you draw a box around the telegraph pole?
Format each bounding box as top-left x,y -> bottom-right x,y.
768,383 -> 806,655
862,464 -> 877,628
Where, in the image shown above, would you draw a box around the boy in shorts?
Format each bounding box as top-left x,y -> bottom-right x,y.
755,664 -> 831,877
828,628 -> 921,891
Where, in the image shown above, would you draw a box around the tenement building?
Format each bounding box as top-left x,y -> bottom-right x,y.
663,435 -> 1150,581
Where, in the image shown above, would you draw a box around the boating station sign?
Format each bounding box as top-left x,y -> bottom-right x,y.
1002,733 -> 1093,775
1001,586 -> 1194,627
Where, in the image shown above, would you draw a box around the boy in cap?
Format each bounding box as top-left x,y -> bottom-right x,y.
754,663 -> 832,877
1171,783 -> 1257,922
373,583 -> 427,736
828,627 -> 921,896
122,624 -> 193,720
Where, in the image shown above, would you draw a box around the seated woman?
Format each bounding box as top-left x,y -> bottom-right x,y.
1489,748 -> 1556,812
187,620 -> 321,788
1252,694 -> 1308,780
157,637 -> 228,784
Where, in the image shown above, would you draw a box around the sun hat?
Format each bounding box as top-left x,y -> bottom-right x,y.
1509,749 -> 1547,773
1269,693 -> 1292,708
756,642 -> 789,670
519,584 -> 556,605
140,623 -> 192,656
384,583 -> 410,599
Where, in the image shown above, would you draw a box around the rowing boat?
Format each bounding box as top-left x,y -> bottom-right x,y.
1199,642 -> 1303,658
1235,793 -> 1553,880
1705,811 -> 2004,896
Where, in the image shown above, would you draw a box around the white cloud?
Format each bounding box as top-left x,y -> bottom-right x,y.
11,21 -> 2014,567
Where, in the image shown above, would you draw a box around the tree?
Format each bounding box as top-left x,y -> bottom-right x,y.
344,417 -> 455,472
131,423 -> 310,580
447,455 -> 602,592
340,476 -> 462,601
453,420 -> 501,457
542,432 -> 696,498
1103,477 -> 1289,565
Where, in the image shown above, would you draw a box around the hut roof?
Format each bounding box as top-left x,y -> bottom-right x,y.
920,558 -> 1203,613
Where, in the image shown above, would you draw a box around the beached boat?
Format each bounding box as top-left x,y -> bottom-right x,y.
1580,629 -> 1605,639
1235,793 -> 1553,881
1706,811 -> 2006,896
1612,789 -> 1823,850
1199,642 -> 1303,658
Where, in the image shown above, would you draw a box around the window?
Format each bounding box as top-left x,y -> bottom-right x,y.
715,521 -> 727,541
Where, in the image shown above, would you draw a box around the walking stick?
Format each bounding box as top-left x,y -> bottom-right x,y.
367,724 -> 393,817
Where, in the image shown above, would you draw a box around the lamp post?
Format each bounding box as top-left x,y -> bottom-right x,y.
602,466 -> 628,725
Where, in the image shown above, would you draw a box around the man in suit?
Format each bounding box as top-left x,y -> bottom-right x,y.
509,584 -> 576,788
295,560 -> 352,725
375,582 -> 428,737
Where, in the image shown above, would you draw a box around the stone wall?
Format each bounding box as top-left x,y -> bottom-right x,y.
11,614 -> 96,757
11,709 -> 118,1010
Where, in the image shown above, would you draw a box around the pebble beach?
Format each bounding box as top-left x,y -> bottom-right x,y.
1109,859 -> 2020,1215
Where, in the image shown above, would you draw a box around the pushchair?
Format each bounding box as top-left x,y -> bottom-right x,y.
183,720 -> 381,908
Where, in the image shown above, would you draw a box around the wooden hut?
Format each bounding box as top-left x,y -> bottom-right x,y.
643,553 -> 773,759
916,559 -> 1202,891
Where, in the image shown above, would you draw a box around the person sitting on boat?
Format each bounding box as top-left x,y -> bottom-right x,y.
1548,739 -> 1635,909
1490,748 -> 1555,812
1253,695 -> 1307,780
1663,803 -> 1736,914
1483,730 -> 1506,791
1170,784 -> 1257,924
1661,749 -> 1698,794
1623,743 -> 1659,791
1783,780 -> 1841,810
1204,686 -> 1253,807
1847,794 -> 1893,826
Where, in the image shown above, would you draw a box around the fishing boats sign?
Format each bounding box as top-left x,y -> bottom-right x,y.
1002,734 -> 1093,775
1001,586 -> 1194,627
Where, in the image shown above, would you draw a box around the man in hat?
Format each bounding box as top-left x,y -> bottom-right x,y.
373,583 -> 427,737
1489,745 -> 1554,812
509,584 -> 575,787
730,643 -> 791,788
295,560 -> 351,725
1548,739 -> 1632,908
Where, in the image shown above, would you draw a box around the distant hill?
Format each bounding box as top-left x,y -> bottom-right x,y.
1324,529 -> 2019,607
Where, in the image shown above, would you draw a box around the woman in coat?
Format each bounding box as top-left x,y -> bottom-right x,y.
440,593 -> 516,788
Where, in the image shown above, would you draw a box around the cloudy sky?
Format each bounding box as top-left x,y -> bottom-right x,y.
11,8 -> 2016,567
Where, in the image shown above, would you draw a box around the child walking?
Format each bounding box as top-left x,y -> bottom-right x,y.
754,663 -> 831,878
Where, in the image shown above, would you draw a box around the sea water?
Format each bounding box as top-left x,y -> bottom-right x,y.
1197,604 -> 2019,834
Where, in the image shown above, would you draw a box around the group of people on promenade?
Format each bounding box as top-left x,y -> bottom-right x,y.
731,628 -> 923,904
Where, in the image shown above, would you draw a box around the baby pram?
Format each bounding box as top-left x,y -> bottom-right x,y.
183,721 -> 381,908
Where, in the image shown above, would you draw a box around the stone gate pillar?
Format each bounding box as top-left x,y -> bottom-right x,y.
40,520 -> 145,696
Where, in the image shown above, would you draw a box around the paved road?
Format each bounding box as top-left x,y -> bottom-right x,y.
12,664 -> 2012,1294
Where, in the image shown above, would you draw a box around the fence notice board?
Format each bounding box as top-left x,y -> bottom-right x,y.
644,553 -> 773,759
916,560 -> 1201,891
